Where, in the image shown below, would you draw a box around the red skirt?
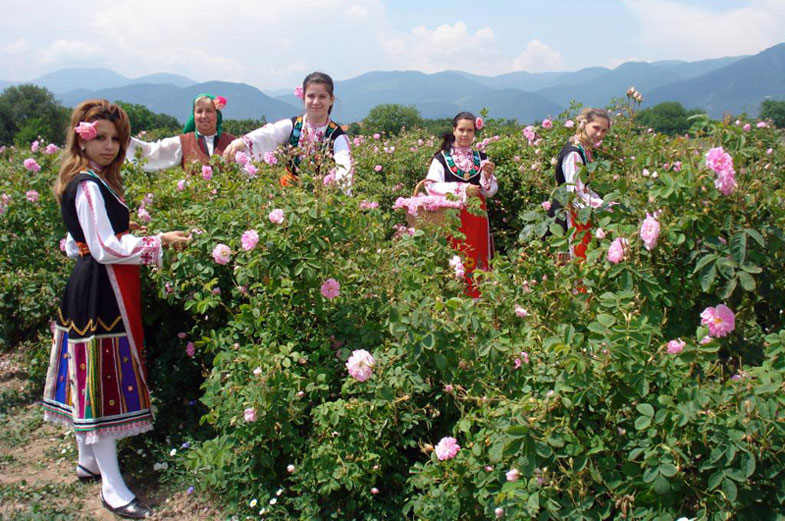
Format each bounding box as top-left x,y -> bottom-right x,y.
450,196 -> 492,298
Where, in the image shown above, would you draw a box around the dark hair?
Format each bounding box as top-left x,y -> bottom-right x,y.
54,99 -> 131,202
437,111 -> 476,153
302,71 -> 335,115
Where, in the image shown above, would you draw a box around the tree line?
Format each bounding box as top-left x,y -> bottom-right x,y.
2,84 -> 784,147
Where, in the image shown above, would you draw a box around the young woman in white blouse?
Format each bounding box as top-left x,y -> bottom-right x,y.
547,107 -> 611,260
222,72 -> 352,189
425,112 -> 497,297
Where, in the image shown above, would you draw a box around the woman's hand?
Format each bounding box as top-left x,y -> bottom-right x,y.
161,231 -> 192,251
222,139 -> 248,161
482,161 -> 496,177
129,221 -> 148,234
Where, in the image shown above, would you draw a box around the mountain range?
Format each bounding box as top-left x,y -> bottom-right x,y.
2,42 -> 783,123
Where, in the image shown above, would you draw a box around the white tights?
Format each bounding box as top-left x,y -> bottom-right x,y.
78,436 -> 136,507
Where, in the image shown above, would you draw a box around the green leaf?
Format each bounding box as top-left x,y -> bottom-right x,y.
738,271 -> 756,291
634,416 -> 651,430
708,470 -> 724,490
741,452 -> 756,478
745,227 -> 765,248
730,231 -> 747,264
693,253 -> 718,273
507,425 -> 529,437
699,263 -> 717,292
660,462 -> 678,477
488,442 -> 504,463
420,333 -> 434,349
636,403 -> 655,417
643,466 -> 659,483
434,354 -> 447,371
722,478 -> 738,502
652,474 -> 670,495
597,314 -> 616,327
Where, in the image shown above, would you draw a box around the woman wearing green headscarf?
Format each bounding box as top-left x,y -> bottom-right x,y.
126,93 -> 235,171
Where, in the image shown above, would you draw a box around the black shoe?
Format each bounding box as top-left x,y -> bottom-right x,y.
101,494 -> 153,519
76,464 -> 101,482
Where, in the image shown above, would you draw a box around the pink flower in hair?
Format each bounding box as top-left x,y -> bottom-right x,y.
74,121 -> 99,140
212,96 -> 227,111
475,117 -> 484,130
294,86 -> 304,99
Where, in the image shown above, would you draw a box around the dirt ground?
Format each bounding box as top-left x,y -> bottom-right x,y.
0,351 -> 225,520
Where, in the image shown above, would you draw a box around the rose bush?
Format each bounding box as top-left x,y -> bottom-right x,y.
1,106 -> 783,520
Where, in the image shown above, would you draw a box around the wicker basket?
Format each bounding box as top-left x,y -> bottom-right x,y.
403,180 -> 449,227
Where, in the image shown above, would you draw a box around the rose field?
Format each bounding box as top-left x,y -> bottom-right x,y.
1,99 -> 785,520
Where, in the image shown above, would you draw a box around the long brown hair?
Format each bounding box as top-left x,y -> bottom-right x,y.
54,99 -> 131,203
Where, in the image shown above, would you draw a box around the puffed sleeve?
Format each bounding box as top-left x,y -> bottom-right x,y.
561,152 -> 603,208
243,119 -> 293,159
126,136 -> 183,171
332,134 -> 353,191
425,157 -> 467,199
75,181 -> 163,267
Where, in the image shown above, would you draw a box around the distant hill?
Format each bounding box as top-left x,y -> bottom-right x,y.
646,43 -> 785,117
2,44 -> 782,122
56,81 -> 300,122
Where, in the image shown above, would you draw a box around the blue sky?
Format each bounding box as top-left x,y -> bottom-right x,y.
1,0 -> 783,90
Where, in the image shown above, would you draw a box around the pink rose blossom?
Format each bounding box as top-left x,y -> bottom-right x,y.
756,121 -> 768,128
374,164 -> 382,172
521,351 -> 529,364
45,143 -> 59,154
564,120 -> 575,128
177,332 -> 187,339
514,358 -> 522,369
700,335 -> 712,345
241,230 -> 259,251
212,243 -> 232,265
142,193 -> 154,207
541,201 -> 551,211
346,349 -> 375,381
373,133 -> 380,140
244,407 -> 257,422
25,190 -> 39,203
137,207 -> 151,223
321,278 -> 340,299
177,179 -> 186,191
523,125 -> 536,143
506,468 -> 520,482
714,169 -> 737,196
595,228 -> 606,239
23,158 -> 41,173
767,148 -> 773,155
666,338 -> 686,354
449,255 -> 465,279
475,117 -> 484,130
235,151 -> 249,166
263,151 -> 278,165
30,140 -> 39,152
542,118 -> 552,129
434,436 -> 461,461
253,367 -> 262,376
705,147 -> 733,174
268,209 -> 284,224
74,121 -> 98,140
186,342 -> 195,358
244,163 -> 258,177
700,304 -> 735,338
59,238 -> 66,251
607,238 -> 629,264
359,200 -> 379,210
673,161 -> 682,172
639,213 -> 660,250
515,305 -> 529,318
495,507 -> 504,518
294,86 -> 304,99
743,123 -> 751,132
202,165 -> 213,180
212,96 -> 227,110
322,172 -> 336,186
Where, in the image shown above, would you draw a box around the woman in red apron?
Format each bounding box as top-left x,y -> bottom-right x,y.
425,112 -> 497,298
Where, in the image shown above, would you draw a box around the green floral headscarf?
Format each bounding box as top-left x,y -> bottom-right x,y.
182,93 -> 224,137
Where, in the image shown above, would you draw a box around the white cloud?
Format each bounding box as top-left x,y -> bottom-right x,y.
622,0 -> 785,60
1,38 -> 30,54
380,21 -> 505,74
346,4 -> 368,18
511,39 -> 564,72
37,39 -> 104,64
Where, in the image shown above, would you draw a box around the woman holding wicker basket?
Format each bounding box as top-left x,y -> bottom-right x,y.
425,112 -> 497,298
